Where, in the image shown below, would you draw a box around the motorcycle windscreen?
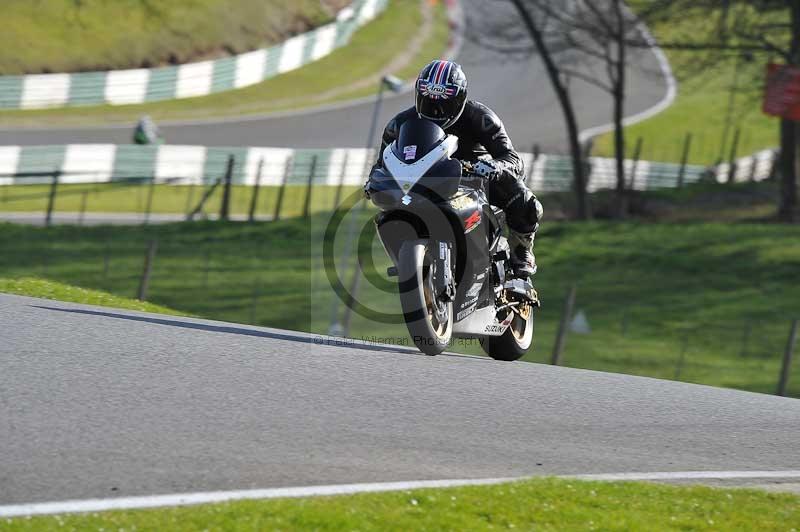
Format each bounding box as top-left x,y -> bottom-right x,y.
392,117 -> 446,164
410,159 -> 462,202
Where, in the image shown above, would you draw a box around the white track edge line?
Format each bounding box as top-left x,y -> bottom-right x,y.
578,13 -> 678,143
3,471 -> 800,518
0,478 -> 519,518
571,470 -> 800,482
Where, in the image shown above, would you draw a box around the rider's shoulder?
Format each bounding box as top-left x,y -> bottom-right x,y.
465,100 -> 498,116
463,100 -> 503,131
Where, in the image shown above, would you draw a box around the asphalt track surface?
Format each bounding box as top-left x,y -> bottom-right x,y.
0,0 -> 668,152
2,293 -> 799,506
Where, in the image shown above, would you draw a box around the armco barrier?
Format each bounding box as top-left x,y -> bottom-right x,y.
0,144 -> 777,191
0,0 -> 387,110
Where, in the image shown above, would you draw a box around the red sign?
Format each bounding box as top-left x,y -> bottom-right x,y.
763,63 -> 800,120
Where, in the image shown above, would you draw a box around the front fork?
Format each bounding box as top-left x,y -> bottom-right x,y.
434,240 -> 456,303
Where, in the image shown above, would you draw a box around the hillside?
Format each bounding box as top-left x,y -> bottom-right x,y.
1,183 -> 798,396
0,0 -> 350,75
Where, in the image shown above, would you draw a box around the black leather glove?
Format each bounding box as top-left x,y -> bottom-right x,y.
473,159 -> 501,181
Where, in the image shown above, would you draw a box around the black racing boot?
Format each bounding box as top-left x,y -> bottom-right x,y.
509,231 -> 537,277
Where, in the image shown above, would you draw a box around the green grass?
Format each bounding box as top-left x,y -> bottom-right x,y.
592,8 -> 780,164
548,179 -> 782,222
0,277 -> 186,316
0,183 -> 361,218
0,0 -> 450,127
0,0 -> 343,75
1,187 -> 798,397
4,477 -> 799,530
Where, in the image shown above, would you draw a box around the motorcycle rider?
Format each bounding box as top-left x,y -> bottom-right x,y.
370,60 -> 542,277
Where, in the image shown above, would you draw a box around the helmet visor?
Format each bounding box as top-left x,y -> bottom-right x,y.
417,95 -> 462,126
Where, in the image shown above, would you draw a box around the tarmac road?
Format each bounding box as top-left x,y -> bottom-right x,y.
1,293 -> 798,505
0,0 -> 669,152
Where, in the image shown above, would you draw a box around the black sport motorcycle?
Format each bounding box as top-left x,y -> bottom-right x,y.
366,117 -> 539,359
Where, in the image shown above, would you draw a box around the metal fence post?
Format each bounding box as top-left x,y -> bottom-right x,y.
144,176 -> 156,225
677,133 -> 692,188
334,152 -> 350,209
274,157 -> 292,221
551,285 -> 577,366
777,319 -> 798,397
187,178 -> 221,221
45,170 -> 60,227
137,239 -> 158,301
184,185 -> 196,217
303,155 -> 318,219
748,152 -> 759,182
248,158 -> 265,222
727,127 -> 741,184
768,149 -> 780,181
628,137 -> 643,191
220,154 -> 235,221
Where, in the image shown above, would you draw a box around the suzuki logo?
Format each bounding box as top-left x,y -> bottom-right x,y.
402,195 -> 412,205
464,210 -> 481,233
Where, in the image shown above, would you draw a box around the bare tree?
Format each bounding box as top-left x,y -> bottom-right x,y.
631,0 -> 799,222
523,0 -> 646,217
721,1 -> 798,222
470,1 -> 591,219
512,0 -> 597,219
471,0 -> 659,219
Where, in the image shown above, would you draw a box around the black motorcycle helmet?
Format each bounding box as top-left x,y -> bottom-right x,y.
415,60 -> 468,130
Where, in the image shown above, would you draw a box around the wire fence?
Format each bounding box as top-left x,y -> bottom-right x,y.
0,141 -> 794,397
0,143 -> 780,226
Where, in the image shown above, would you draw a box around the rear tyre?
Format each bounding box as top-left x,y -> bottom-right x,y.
397,240 -> 453,356
480,304 -> 534,361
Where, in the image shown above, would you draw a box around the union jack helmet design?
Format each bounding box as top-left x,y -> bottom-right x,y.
415,60 -> 468,129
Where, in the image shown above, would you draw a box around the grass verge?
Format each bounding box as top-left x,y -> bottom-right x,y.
592,9 -> 779,164
0,277 -> 186,316
4,477 -> 799,530
0,183 -> 361,219
0,0 -> 343,75
0,0 -> 450,127
0,184 -> 798,397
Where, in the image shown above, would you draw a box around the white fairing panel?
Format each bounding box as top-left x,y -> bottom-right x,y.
452,305 -> 511,337
382,135 -> 458,190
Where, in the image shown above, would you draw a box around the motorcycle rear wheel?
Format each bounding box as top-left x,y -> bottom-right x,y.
481,303 -> 534,361
397,240 -> 453,356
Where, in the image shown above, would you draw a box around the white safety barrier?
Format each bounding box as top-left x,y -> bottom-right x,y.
0,144 -> 778,192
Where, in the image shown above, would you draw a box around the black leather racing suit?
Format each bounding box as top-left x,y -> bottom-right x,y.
373,100 -> 541,234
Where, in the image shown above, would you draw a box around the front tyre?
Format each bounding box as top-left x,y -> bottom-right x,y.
481,304 -> 534,361
397,240 -> 453,356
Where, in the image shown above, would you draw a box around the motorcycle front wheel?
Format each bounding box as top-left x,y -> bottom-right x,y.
397,240 -> 453,356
